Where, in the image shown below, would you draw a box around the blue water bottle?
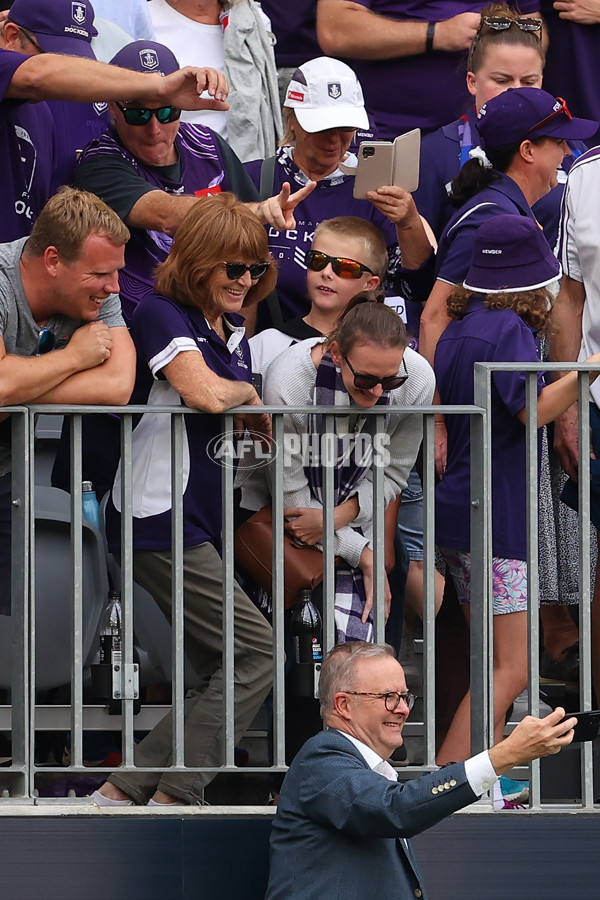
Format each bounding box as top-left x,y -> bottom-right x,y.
82,480 -> 101,530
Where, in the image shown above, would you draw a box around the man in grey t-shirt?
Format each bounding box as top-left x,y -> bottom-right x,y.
0,186 -> 136,613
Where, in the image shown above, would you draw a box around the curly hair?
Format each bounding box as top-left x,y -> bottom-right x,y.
447,284 -> 551,331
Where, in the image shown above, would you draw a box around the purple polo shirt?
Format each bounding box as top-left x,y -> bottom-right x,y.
105,295 -> 252,554
414,105 -> 586,244
259,0 -> 320,67
47,99 -> 111,191
0,48 -> 57,241
245,149 -> 401,321
435,172 -> 537,285
77,123 -> 256,323
434,296 -> 544,559
540,0 -> 600,147
345,0 -> 538,138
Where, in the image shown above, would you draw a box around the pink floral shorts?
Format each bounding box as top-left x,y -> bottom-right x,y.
439,547 -> 528,615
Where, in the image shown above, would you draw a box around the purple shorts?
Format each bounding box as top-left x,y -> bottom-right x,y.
438,546 -> 528,616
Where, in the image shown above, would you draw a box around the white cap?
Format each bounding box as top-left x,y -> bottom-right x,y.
283,57 -> 369,133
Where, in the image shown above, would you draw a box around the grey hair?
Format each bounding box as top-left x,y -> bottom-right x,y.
318,642 -> 396,718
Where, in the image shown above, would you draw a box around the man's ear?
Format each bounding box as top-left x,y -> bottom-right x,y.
332,691 -> 352,721
43,246 -> 61,278
3,21 -> 27,52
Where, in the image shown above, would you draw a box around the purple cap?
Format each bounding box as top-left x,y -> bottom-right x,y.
110,41 -> 180,76
8,0 -> 97,60
463,215 -> 562,294
477,88 -> 598,148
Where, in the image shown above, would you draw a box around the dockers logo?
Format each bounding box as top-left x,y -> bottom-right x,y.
328,82 -> 342,100
93,102 -> 108,115
72,2 -> 87,24
139,48 -> 160,71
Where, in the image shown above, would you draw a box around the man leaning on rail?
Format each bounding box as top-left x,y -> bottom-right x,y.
265,641 -> 576,899
0,186 -> 136,614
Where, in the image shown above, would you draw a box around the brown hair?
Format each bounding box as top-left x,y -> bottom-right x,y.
326,293 -> 407,355
154,193 -> 277,309
468,3 -> 545,72
24,187 -> 130,263
447,283 -> 551,331
314,216 -> 389,280
319,642 -> 396,718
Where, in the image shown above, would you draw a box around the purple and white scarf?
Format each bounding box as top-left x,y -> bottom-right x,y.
305,351 -> 390,643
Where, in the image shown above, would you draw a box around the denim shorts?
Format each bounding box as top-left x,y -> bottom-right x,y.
396,468 -> 424,561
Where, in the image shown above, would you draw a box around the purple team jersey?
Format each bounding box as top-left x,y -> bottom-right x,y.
106,295 -> 252,554
434,296 -> 544,558
345,0 -> 539,138
47,99 -> 111,191
0,48 -> 57,241
260,0 -> 320,67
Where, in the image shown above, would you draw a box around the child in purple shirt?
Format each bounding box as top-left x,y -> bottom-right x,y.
434,215 -> 600,775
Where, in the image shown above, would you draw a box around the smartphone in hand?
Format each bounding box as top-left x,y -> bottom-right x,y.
353,129 -> 421,199
562,710 -> 600,742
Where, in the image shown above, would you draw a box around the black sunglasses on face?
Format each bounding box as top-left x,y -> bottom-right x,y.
223,261 -> 271,280
306,249 -> 374,279
343,353 -> 409,391
116,103 -> 182,126
37,328 -> 56,355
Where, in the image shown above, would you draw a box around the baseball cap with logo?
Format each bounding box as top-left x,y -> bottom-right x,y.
283,57 -> 369,133
463,214 -> 562,293
110,40 -> 180,76
477,87 -> 598,148
8,0 -> 98,60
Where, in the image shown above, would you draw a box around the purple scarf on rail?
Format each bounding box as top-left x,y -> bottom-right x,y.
305,351 -> 390,642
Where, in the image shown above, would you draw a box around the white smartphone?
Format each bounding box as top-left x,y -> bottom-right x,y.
353,129 -> 421,200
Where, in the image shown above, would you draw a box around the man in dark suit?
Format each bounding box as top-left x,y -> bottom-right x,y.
266,641 -> 576,899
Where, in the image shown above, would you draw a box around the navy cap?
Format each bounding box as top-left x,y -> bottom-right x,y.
463,214 -> 562,293
110,41 -> 179,76
8,0 -> 97,59
477,87 -> 598,148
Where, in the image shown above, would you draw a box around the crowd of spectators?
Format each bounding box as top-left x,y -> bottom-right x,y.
1,0 -> 600,807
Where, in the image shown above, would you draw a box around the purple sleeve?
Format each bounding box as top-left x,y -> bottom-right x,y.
0,48 -> 29,101
491,317 -> 543,417
131,295 -> 196,370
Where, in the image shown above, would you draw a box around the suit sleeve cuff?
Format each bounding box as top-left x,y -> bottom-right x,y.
464,751 -> 499,796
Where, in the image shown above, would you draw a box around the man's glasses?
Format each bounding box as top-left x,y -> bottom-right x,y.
343,691 -> 416,712
37,328 -> 56,355
343,354 -> 408,391
223,261 -> 271,280
469,16 -> 542,66
523,96 -> 572,139
306,250 -> 374,279
12,23 -> 45,54
116,103 -> 182,126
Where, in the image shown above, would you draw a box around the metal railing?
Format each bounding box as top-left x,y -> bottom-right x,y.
0,361 -> 596,812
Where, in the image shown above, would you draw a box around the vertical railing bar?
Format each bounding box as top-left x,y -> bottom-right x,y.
471,366 -> 492,757
372,413 -> 385,643
525,372 -> 541,807
221,412 -> 235,767
69,414 -> 84,771
171,412 -> 186,768
11,409 -> 30,798
322,413 -> 336,652
577,374 -> 593,807
120,413 -> 135,768
271,412 -> 286,767
422,413 -> 436,766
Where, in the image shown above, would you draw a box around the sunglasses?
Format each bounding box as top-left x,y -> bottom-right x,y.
116,103 -> 182,126
523,96 -> 572,139
343,353 -> 408,391
223,261 -> 271,280
37,328 -> 56,355
469,16 -> 542,66
14,23 -> 46,54
306,250 -> 374,279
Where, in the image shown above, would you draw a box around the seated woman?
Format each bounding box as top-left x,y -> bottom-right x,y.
434,215 -> 600,798
93,193 -> 276,807
262,297 -> 435,642
245,56 -> 433,329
